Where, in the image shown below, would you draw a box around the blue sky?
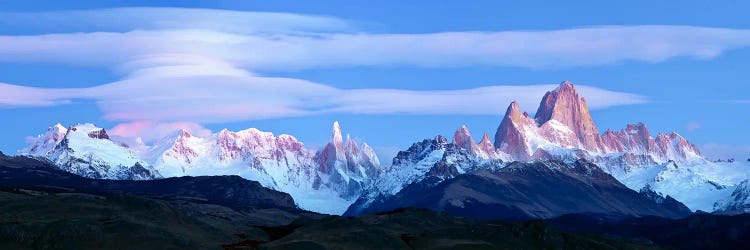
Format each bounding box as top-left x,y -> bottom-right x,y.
0,1 -> 749,162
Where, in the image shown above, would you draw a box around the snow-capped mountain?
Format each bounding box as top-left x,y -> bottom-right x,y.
487,81 -> 741,211
19,123 -> 159,180
19,121 -> 381,215
17,81 -> 746,215
350,81 -> 741,213
346,133 -> 505,215
716,179 -> 750,213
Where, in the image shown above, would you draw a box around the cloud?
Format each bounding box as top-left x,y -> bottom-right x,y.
686,121 -> 703,132
1,25 -> 750,70
0,69 -> 646,123
327,84 -> 645,115
0,7 -> 353,35
6,8 -> 741,124
700,143 -> 750,161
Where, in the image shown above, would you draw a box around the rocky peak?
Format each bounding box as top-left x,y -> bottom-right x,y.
51,123 -> 67,134
332,121 -> 344,151
87,128 -> 111,140
434,135 -> 449,149
276,134 -> 304,152
177,128 -> 192,139
479,133 -> 492,146
506,101 -> 524,121
477,133 -> 496,157
534,81 -> 603,152
18,123 -> 69,156
452,125 -> 475,151
316,121 -> 380,179
624,123 -> 651,139
165,129 -> 199,163
555,80 -> 576,91
494,101 -> 536,159
344,134 -> 360,154
360,143 -> 380,167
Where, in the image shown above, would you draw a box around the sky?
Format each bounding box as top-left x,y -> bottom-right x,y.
0,1 -> 749,163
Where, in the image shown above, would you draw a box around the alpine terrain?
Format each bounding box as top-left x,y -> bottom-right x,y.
20,121 -> 381,214
347,81 -> 749,215
17,81 -> 750,215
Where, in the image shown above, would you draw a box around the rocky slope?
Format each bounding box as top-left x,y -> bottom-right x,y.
715,179 -> 750,212
347,159 -> 691,220
0,152 -> 297,209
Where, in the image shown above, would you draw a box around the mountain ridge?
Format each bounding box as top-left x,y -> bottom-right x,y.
17,81 -> 743,215
20,121 -> 382,214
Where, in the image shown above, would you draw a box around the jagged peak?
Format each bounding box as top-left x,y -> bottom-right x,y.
50,123 -> 66,132
236,127 -> 266,135
454,124 -> 471,137
477,132 -> 495,156
40,123 -> 68,137
501,101 -> 529,123
535,81 -> 585,123
434,135 -> 448,145
555,80 -> 576,92
332,121 -> 344,149
177,128 -> 192,138
622,122 -> 650,136
626,122 -> 648,129
452,125 -> 475,150
344,133 -> 359,151
480,133 -> 492,144
276,134 -> 300,142
506,101 -> 521,115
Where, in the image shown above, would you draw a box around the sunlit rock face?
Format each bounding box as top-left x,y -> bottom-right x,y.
493,81 -> 701,166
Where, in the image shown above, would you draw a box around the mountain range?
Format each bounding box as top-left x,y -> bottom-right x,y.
3,151 -> 749,249
16,81 -> 750,216
19,121 -> 380,215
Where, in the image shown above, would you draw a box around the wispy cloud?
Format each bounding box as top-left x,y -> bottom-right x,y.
0,73 -> 647,123
5,7 -> 746,124
1,26 -> 750,70
0,7 -> 354,34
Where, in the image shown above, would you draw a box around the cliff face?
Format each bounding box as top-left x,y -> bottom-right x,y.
534,81 -> 606,153
494,101 -> 537,160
